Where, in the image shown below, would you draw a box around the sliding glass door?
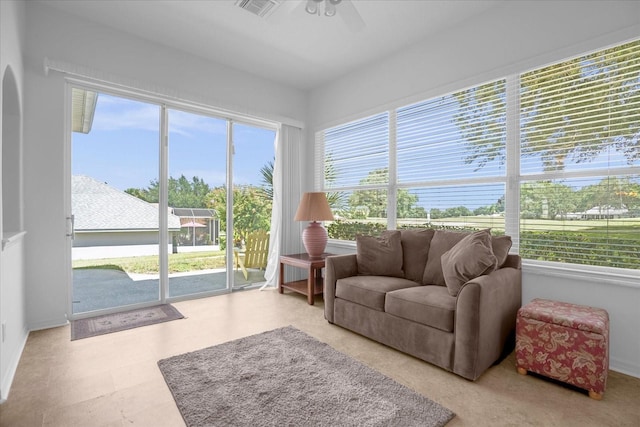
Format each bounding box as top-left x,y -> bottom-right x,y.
166,109 -> 228,298
230,123 -> 276,289
69,85 -> 276,316
71,90 -> 162,314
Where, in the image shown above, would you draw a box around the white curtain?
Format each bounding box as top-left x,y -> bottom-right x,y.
263,125 -> 304,288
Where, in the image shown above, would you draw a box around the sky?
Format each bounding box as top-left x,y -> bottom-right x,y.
72,93 -> 276,192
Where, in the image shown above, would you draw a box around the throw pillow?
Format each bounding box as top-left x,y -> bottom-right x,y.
492,235 -> 513,267
400,229 -> 435,283
441,230 -> 498,296
356,230 -> 404,277
422,229 -> 469,286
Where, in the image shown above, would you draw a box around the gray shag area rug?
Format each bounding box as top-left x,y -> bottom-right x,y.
157,326 -> 455,427
71,304 -> 184,340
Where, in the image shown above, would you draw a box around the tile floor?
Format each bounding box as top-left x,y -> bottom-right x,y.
1,289 -> 639,426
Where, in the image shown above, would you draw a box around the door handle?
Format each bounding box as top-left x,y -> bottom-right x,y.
66,215 -> 75,239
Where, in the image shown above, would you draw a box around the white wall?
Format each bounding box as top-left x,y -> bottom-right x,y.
315,1 -> 640,377
22,1 -> 308,331
0,0 -> 28,402
309,1 -> 640,129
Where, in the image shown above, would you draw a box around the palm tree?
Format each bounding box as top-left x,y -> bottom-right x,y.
259,160 -> 274,201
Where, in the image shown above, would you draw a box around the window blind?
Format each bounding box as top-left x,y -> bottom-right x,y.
398,184 -> 506,232
316,39 -> 639,272
397,80 -> 507,183
519,40 -> 640,270
395,80 -> 507,232
322,112 -> 389,189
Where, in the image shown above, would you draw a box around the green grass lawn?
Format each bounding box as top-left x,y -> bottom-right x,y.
73,250 -> 227,274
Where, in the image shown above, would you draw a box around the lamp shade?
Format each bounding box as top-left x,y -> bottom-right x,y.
294,192 -> 334,222
294,192 -> 334,257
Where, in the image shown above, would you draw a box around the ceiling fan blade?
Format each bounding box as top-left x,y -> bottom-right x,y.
339,0 -> 365,32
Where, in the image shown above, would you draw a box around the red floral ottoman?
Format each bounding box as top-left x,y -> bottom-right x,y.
515,298 -> 609,400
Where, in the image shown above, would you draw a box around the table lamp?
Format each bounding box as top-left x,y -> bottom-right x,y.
294,192 -> 334,257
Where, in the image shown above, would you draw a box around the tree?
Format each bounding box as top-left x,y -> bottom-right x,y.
576,177 -> 639,212
169,175 -> 211,208
323,153 -> 346,211
473,196 -> 504,216
453,80 -> 507,171
443,206 -> 473,218
259,160 -> 274,202
206,185 -> 272,244
454,40 -> 640,172
520,181 -> 579,219
346,168 -> 426,218
125,175 -> 211,208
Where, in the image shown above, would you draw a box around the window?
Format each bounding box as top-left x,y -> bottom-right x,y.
518,40 -> 639,270
317,38 -> 639,272
317,112 -> 389,235
396,80 -> 507,233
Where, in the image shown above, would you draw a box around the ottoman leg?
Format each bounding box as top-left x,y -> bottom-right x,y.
517,367 -> 528,375
588,390 -> 603,401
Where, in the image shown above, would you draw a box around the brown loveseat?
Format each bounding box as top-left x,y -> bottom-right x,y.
324,228 -> 522,381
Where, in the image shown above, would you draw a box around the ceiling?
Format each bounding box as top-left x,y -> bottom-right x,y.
38,0 -> 501,91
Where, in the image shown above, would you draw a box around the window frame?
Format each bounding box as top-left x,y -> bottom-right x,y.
315,39 -> 640,280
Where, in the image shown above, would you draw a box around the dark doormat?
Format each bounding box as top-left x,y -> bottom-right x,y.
71,304 -> 184,340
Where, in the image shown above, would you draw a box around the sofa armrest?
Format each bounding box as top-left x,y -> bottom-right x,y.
324,254 -> 358,323
453,259 -> 522,380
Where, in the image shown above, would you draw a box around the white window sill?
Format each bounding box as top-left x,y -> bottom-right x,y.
522,259 -> 640,289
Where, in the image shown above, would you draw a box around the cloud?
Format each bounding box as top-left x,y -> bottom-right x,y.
168,109 -> 227,138
91,94 -> 227,137
92,96 -> 160,132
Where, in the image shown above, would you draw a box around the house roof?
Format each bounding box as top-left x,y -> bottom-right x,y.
72,175 -> 181,231
172,208 -> 217,219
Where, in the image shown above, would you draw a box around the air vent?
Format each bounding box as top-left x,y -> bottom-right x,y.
236,0 -> 281,18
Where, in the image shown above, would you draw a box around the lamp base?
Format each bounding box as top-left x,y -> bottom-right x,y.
302,221 -> 328,258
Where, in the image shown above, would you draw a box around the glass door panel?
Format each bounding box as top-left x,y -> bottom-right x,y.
231,123 -> 276,289
71,90 -> 161,314
167,108 -> 228,298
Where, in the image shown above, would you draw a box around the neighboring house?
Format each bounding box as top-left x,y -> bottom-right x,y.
559,206 -> 630,220
172,207 -> 220,246
582,206 -> 629,220
72,175 -> 181,247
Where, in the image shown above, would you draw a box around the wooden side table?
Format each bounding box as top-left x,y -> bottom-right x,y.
279,253 -> 333,305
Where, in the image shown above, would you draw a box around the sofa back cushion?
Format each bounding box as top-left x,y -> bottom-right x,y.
356,230 -> 404,277
441,229 -> 498,296
422,229 -> 470,286
400,229 -> 435,283
492,235 -> 512,267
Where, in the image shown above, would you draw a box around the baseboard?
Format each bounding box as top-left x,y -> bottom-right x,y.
28,317 -> 69,332
0,326 -> 29,403
610,357 -> 640,379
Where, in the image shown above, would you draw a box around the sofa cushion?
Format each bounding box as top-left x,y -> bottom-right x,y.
422,229 -> 470,286
336,276 -> 419,311
385,286 -> 457,332
492,235 -> 512,267
400,229 -> 435,283
441,230 -> 498,296
356,230 -> 404,277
